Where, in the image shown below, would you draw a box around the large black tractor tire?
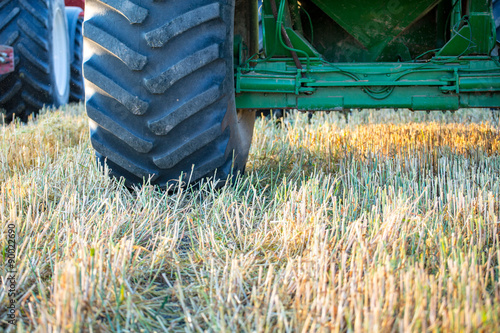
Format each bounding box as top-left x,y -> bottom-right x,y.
66,6 -> 84,102
83,0 -> 256,189
0,0 -> 70,122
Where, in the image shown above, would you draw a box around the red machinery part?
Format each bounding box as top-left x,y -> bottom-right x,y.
0,46 -> 14,75
65,0 -> 84,16
65,0 -> 84,9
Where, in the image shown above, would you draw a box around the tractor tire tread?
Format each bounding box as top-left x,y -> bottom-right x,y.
84,21 -> 148,71
84,0 -> 255,188
86,103 -> 154,154
96,0 -> 148,24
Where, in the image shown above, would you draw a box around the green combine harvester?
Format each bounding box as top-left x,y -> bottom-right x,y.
82,0 -> 500,188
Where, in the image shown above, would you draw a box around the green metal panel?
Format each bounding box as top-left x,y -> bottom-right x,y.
238,0 -> 500,111
261,0 -> 448,62
309,0 -> 441,49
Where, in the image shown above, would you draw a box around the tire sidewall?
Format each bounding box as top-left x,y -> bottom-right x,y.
66,7 -> 84,62
49,0 -> 71,106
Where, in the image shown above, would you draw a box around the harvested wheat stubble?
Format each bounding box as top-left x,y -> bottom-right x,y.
0,105 -> 499,332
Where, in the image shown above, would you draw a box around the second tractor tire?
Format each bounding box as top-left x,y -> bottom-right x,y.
83,0 -> 255,188
0,0 -> 70,122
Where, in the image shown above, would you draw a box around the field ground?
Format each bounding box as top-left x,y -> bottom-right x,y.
1,104 -> 500,332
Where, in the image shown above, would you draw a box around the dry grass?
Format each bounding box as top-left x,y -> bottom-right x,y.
0,105 -> 499,332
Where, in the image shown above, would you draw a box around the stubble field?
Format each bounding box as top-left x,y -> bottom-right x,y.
1,104 -> 499,332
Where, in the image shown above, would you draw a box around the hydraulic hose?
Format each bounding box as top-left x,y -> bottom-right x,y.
270,0 -> 305,77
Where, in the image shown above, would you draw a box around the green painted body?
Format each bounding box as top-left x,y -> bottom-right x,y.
235,0 -> 500,111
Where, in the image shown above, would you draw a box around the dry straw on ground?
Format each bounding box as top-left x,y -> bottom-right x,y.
0,105 -> 499,332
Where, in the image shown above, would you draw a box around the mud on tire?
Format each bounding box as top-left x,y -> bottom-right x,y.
83,0 -> 255,188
